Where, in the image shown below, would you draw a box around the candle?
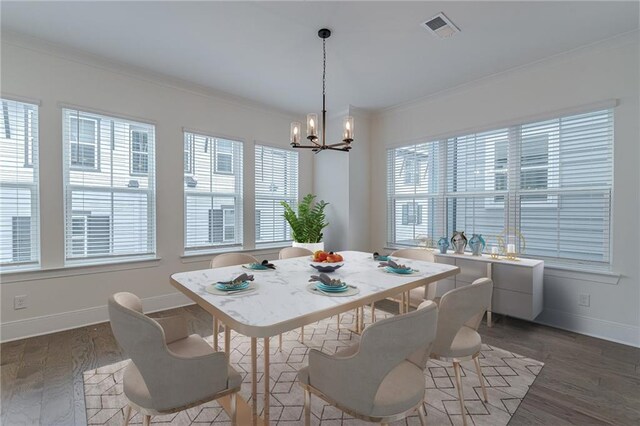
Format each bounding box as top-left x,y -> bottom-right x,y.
507,244 -> 516,254
290,121 -> 301,145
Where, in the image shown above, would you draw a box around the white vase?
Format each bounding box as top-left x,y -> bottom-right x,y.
292,241 -> 325,253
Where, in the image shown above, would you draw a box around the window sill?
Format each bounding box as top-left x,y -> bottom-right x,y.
0,256 -> 162,284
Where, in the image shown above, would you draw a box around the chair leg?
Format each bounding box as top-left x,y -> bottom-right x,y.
336,313 -> 340,329
474,356 -> 489,402
123,405 -> 132,426
418,404 -> 428,426
230,392 -> 237,426
304,388 -> 311,426
453,362 -> 468,426
300,326 -> 304,343
142,415 -> 151,426
278,333 -> 283,351
370,302 -> 376,323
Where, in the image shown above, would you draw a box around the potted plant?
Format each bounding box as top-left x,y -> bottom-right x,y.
281,194 -> 329,252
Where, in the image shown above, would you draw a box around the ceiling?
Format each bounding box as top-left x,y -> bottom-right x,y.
1,1 -> 638,113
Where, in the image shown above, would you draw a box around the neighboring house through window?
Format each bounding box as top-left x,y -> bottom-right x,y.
69,115 -> 99,169
130,127 -> 149,175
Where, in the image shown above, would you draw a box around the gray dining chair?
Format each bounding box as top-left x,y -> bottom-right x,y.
210,252 -> 259,351
431,277 -> 493,426
108,292 -> 241,426
278,247 -> 314,348
298,300 -> 439,426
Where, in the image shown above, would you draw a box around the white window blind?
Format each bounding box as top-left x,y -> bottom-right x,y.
387,141 -> 440,246
445,128 -> 510,242
517,110 -> 613,264
63,109 -> 156,264
184,132 -> 243,252
387,108 -> 613,266
255,145 -> 298,246
0,99 -> 40,269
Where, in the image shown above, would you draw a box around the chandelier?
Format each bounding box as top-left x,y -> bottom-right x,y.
290,28 -> 353,152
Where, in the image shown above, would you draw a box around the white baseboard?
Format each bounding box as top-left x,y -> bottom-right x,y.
0,292 -> 195,343
535,309 -> 640,348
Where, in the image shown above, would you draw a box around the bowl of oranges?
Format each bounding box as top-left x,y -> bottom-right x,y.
310,250 -> 344,272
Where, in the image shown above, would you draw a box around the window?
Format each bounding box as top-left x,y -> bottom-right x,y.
69,115 -> 99,170
254,145 -> 298,246
387,108 -> 613,266
387,143 -> 440,246
0,99 -> 40,269
184,133 -> 194,174
184,132 -> 243,252
130,127 -> 149,175
63,109 -> 156,264
215,140 -> 233,174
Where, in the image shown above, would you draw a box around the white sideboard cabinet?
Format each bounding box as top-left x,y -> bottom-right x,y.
433,252 -> 544,324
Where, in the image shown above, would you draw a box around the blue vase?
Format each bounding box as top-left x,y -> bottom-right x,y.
469,234 -> 486,256
451,231 -> 467,254
437,237 -> 449,254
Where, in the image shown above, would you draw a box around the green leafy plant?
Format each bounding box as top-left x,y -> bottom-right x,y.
281,194 -> 329,243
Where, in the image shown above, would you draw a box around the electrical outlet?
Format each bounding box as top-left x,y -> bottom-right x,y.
14,295 -> 28,310
578,294 -> 590,307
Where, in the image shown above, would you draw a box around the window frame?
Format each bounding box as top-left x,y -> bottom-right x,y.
1,98 -> 41,270
387,107 -> 614,267
63,108 -> 156,265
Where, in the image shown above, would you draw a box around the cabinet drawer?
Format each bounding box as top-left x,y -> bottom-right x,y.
455,258 -> 489,284
434,255 -> 456,266
492,264 -> 533,294
492,288 -> 534,320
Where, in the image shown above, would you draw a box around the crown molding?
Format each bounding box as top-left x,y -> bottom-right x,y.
1,30 -> 300,120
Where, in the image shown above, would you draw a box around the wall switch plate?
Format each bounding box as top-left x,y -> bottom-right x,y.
14,295 -> 28,310
578,294 -> 590,307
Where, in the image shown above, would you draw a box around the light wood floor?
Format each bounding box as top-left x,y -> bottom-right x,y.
1,302 -> 639,425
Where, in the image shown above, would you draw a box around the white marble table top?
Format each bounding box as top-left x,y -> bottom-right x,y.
170,250 -> 459,337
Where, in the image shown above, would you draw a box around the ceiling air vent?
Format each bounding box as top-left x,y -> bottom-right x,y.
421,13 -> 460,38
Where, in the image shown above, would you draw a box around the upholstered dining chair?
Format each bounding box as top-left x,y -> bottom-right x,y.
383,248 -> 438,316
210,252 -> 259,351
108,292 -> 241,426
431,277 -> 493,426
298,300 -> 439,426
278,247 -> 313,348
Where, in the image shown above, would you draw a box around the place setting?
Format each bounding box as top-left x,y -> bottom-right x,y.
377,259 -> 421,275
306,273 -> 359,297
242,259 -> 276,271
205,272 -> 258,296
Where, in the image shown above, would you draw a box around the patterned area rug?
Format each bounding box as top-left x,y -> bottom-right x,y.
84,310 -> 543,425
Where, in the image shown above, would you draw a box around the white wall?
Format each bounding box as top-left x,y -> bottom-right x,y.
370,33 -> 640,347
0,36 -> 313,341
314,106 -> 371,252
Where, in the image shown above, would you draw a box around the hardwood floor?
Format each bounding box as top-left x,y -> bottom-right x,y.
1,303 -> 639,425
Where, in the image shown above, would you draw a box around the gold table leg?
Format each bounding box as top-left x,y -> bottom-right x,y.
263,337 -> 271,425
251,337 -> 258,425
224,326 -> 231,356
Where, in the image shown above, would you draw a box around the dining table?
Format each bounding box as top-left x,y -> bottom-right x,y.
170,250 -> 459,425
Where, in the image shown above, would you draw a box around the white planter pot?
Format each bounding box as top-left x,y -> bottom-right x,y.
292,241 -> 325,253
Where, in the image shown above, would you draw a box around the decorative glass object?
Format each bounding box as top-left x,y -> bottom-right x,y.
469,234 -> 486,256
343,116 -> 354,142
451,231 -> 467,254
437,236 -> 449,254
290,121 -> 301,146
306,113 -> 318,140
